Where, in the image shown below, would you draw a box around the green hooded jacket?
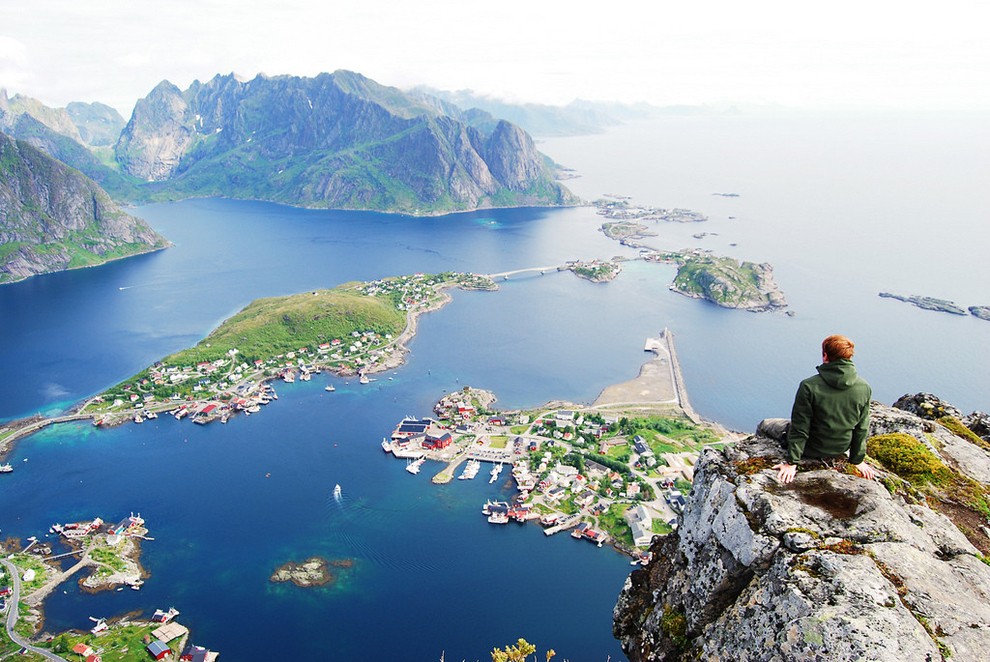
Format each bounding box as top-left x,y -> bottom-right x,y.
786,359 -> 872,464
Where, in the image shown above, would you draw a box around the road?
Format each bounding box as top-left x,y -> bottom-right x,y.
1,558 -> 69,661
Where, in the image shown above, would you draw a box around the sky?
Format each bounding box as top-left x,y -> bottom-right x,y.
1,0 -> 988,117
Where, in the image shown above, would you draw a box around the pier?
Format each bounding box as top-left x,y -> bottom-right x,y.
543,514 -> 582,536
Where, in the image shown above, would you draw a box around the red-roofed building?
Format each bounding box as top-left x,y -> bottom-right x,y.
73,643 -> 95,657
422,432 -> 452,450
146,640 -> 170,660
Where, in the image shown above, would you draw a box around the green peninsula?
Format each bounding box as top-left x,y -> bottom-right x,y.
82,272 -> 495,423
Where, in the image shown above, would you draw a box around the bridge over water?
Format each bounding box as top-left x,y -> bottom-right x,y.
485,265 -> 564,279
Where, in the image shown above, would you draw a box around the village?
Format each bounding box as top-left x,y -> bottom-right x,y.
1,514 -> 220,661
383,382 -> 723,558
74,272 -> 497,431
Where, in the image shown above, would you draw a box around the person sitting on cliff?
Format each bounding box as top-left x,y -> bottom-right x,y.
775,334 -> 876,484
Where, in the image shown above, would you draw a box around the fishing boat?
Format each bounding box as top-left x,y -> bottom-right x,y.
458,459 -> 480,480
406,457 -> 426,474
0,463 -> 12,473
487,512 -> 509,524
381,438 -> 392,453
488,462 -> 504,484
333,484 -> 342,499
325,384 -> 336,392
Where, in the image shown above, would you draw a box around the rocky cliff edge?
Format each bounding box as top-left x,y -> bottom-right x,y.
614,394 -> 990,661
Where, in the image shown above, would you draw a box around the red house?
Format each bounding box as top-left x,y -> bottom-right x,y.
422,432 -> 452,450
146,640 -> 170,660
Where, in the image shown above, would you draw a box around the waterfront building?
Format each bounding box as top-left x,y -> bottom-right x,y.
146,641 -> 170,660
625,505 -> 654,547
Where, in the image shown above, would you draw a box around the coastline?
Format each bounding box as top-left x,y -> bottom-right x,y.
0,277 -> 483,462
0,244 -> 171,288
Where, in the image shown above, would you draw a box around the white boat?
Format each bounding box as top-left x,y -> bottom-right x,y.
458,459 -> 480,480
487,512 -> 509,524
488,462 -> 504,484
406,457 -> 426,474
381,438 -> 392,453
359,374 -> 370,384
133,415 -> 143,424
0,463 -> 12,473
146,411 -> 157,419
325,385 -> 336,392
333,484 -> 342,499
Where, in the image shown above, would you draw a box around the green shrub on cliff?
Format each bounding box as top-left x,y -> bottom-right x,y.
938,415 -> 990,450
866,433 -> 946,485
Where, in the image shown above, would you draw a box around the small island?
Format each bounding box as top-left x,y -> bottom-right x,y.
651,250 -> 787,312
567,259 -> 622,283
269,557 -> 355,588
879,292 -> 967,315
601,221 -> 657,242
594,198 -> 707,223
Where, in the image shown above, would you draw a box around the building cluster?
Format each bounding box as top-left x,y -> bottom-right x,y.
145,617 -> 219,661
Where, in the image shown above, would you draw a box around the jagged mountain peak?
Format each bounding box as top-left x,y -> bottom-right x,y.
113,71 -> 576,213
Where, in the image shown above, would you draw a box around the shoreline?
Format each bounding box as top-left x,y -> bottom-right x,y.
0,279 -> 479,462
0,243 -> 171,288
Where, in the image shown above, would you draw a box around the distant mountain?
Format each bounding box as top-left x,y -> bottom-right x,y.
408,88 -> 666,137
0,132 -> 169,284
65,101 -> 126,147
114,71 -> 577,214
0,90 -> 83,143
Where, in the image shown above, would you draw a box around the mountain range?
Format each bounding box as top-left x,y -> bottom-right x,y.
3,72 -> 579,215
0,70 -> 590,282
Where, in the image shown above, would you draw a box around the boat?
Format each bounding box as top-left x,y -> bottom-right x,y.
458,459 -> 480,480
488,462 -> 504,484
0,463 -> 12,473
487,512 -> 509,524
481,499 -> 509,515
406,457 -> 426,474
146,411 -> 157,419
325,385 -> 336,392
133,415 -> 143,424
359,374 -> 370,384
333,484 -> 342,499
152,607 -> 179,623
381,438 -> 392,453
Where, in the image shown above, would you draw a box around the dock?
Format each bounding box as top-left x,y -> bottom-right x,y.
543,514 -> 581,536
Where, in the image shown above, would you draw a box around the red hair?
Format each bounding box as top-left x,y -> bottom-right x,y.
822,334 -> 855,361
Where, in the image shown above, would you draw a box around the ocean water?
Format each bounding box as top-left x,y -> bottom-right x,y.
1,111 -> 988,660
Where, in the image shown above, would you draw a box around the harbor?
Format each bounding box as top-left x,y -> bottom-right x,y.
380,336 -> 728,558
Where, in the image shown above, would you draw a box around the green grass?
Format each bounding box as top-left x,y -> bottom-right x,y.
47,624 -> 182,661
90,545 -> 128,573
489,435 -> 508,449
168,287 -> 404,366
9,554 -> 49,593
671,253 -> 775,308
597,503 -> 634,548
